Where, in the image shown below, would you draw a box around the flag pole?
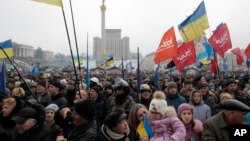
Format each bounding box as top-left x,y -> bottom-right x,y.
85,33 -> 90,90
0,46 -> 39,103
137,47 -> 141,94
61,7 -> 80,91
69,0 -> 83,83
122,57 -> 124,79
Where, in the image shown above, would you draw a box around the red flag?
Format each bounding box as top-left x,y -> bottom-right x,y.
172,41 -> 196,72
154,27 -> 178,64
208,23 -> 232,58
244,43 -> 250,58
210,55 -> 218,73
231,47 -> 244,65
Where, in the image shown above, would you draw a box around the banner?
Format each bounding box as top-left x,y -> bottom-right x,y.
172,41 -> 196,72
178,1 -> 209,42
208,23 -> 232,58
154,27 -> 178,64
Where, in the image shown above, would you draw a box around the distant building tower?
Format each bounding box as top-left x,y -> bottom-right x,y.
93,1 -> 130,60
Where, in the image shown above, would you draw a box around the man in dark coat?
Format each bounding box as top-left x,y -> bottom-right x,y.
10,104 -> 55,141
202,99 -> 250,141
56,99 -> 98,141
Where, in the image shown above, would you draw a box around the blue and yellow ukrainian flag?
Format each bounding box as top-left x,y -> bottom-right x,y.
0,39 -> 13,59
136,115 -> 153,137
178,1 -> 209,42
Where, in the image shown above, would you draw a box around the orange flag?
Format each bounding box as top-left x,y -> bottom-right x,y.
154,27 -> 178,64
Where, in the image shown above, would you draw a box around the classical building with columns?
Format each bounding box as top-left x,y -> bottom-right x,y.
93,1 -> 130,60
13,42 -> 34,58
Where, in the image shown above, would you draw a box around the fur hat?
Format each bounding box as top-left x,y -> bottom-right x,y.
74,99 -> 96,120
149,91 -> 167,117
177,103 -> 194,117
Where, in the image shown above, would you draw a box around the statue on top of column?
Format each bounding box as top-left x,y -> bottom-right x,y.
102,0 -> 105,4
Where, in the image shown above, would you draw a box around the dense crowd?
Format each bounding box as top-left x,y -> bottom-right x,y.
1,70 -> 250,141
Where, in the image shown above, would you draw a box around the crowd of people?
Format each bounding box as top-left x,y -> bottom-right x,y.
1,70 -> 250,141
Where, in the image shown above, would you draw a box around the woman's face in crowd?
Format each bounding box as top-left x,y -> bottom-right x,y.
192,92 -> 202,104
180,110 -> 192,125
2,104 -> 14,117
137,107 -> 149,121
141,91 -> 151,99
113,119 -> 129,134
45,109 -> 55,123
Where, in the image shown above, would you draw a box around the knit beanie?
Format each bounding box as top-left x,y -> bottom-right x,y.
50,80 -> 62,90
167,81 -> 177,90
149,91 -> 167,117
37,80 -> 46,88
74,99 -> 96,120
45,103 -> 59,112
177,103 -> 194,117
91,86 -> 100,94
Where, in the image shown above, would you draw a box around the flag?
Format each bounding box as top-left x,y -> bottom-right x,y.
154,27 -> 178,64
244,43 -> 250,59
178,1 -> 209,42
0,62 -> 6,94
105,56 -> 115,67
197,51 -> 211,65
30,64 -> 41,76
136,115 -> 153,137
202,42 -> 214,60
223,57 -> 229,75
125,61 -> 133,74
231,47 -> 244,65
210,52 -> 218,73
208,23 -> 232,58
32,0 -> 63,8
153,63 -> 160,90
172,41 -> 196,72
0,39 -> 13,59
246,58 -> 250,68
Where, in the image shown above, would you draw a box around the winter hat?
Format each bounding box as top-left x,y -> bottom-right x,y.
226,79 -> 237,87
167,81 -> 177,90
197,83 -> 208,89
12,107 -> 38,123
45,103 -> 59,112
149,91 -> 167,117
177,103 -> 194,117
50,80 -> 62,90
91,86 -> 100,94
104,108 -> 127,129
91,77 -> 99,84
140,84 -> 151,92
74,99 -> 96,120
37,80 -> 46,88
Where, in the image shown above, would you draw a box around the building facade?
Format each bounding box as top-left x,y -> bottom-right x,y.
93,2 -> 130,60
13,42 -> 34,58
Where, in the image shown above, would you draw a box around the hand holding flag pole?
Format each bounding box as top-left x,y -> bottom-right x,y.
0,45 -> 39,103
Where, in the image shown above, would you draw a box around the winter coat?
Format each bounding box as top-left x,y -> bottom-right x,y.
67,119 -> 98,141
150,106 -> 186,141
51,93 -> 68,107
189,101 -> 211,122
10,123 -> 55,141
184,119 -> 203,141
166,93 -> 186,111
202,111 -> 230,141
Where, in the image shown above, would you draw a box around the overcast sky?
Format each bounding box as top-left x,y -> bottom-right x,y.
0,0 -> 249,57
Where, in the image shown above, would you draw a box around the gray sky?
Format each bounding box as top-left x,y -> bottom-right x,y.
0,0 -> 249,57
